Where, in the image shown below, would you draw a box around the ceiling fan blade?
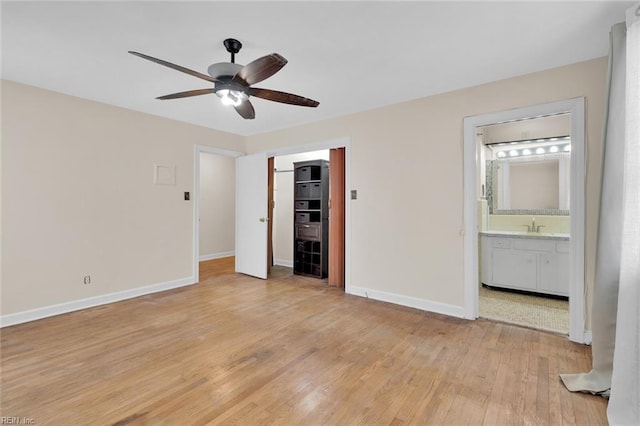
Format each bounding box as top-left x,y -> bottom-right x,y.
156,88 -> 215,100
234,99 -> 256,119
249,87 -> 319,107
128,51 -> 217,83
232,54 -> 288,86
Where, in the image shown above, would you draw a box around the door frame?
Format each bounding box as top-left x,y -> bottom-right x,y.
192,145 -> 244,284
264,137 -> 352,291
462,98 -> 586,343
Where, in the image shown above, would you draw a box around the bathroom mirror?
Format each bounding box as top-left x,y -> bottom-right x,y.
480,113 -> 571,216
486,153 -> 570,215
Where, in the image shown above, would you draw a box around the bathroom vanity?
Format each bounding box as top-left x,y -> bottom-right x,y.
480,231 -> 570,297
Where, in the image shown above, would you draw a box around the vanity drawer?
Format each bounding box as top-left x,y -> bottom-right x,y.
557,241 -> 570,253
513,239 -> 555,251
492,238 -> 511,249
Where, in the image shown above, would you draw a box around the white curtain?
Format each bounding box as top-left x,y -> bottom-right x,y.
561,4 -> 640,425
608,5 -> 640,424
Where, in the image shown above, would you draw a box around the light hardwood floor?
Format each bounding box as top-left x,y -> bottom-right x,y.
1,257 -> 606,425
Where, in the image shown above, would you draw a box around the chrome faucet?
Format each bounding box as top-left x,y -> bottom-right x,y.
523,217 -> 545,233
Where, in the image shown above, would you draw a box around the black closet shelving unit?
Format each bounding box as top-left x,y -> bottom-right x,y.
293,159 -> 329,278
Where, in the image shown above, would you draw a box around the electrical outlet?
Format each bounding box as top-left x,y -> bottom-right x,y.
83,275 -> 91,285
351,190 -> 358,200
184,192 -> 190,201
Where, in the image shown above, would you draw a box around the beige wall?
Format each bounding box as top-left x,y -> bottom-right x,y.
1,80 -> 244,315
199,153 -> 235,259
246,58 -> 607,329
2,57 -> 607,331
273,150 -> 330,266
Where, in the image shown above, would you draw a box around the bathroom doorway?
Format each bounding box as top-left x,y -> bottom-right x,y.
477,114 -> 571,334
463,98 -> 586,343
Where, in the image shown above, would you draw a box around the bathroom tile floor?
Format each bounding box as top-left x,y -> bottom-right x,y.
479,285 -> 569,335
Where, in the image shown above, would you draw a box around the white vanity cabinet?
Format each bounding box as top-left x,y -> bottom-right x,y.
480,233 -> 569,297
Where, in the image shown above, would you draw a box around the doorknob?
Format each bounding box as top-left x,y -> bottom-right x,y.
259,217 -> 269,222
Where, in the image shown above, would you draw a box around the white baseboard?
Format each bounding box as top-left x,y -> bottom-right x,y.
274,259 -> 293,268
199,251 -> 234,261
0,276 -> 195,328
347,286 -> 465,319
583,330 -> 593,345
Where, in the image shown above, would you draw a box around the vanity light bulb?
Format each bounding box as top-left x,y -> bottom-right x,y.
497,151 -> 506,158
522,149 -> 532,155
536,147 -> 545,154
549,146 -> 559,153
509,150 -> 519,157
564,145 -> 571,152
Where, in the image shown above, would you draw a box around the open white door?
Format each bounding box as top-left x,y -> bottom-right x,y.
235,152 -> 268,279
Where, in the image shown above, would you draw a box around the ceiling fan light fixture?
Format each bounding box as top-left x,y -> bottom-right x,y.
207,62 -> 243,79
129,38 -> 319,119
217,89 -> 247,107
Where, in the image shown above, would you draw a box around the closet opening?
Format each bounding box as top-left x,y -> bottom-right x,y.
271,148 -> 345,287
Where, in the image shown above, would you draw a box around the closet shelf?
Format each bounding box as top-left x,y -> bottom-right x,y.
293,160 -> 329,279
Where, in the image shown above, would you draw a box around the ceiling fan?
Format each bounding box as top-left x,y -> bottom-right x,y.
129,38 -> 319,120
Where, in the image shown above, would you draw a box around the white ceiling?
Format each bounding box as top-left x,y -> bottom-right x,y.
1,1 -> 632,136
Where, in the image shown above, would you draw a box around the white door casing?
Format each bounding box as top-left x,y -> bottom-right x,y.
463,98 -> 586,343
193,145 -> 243,284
